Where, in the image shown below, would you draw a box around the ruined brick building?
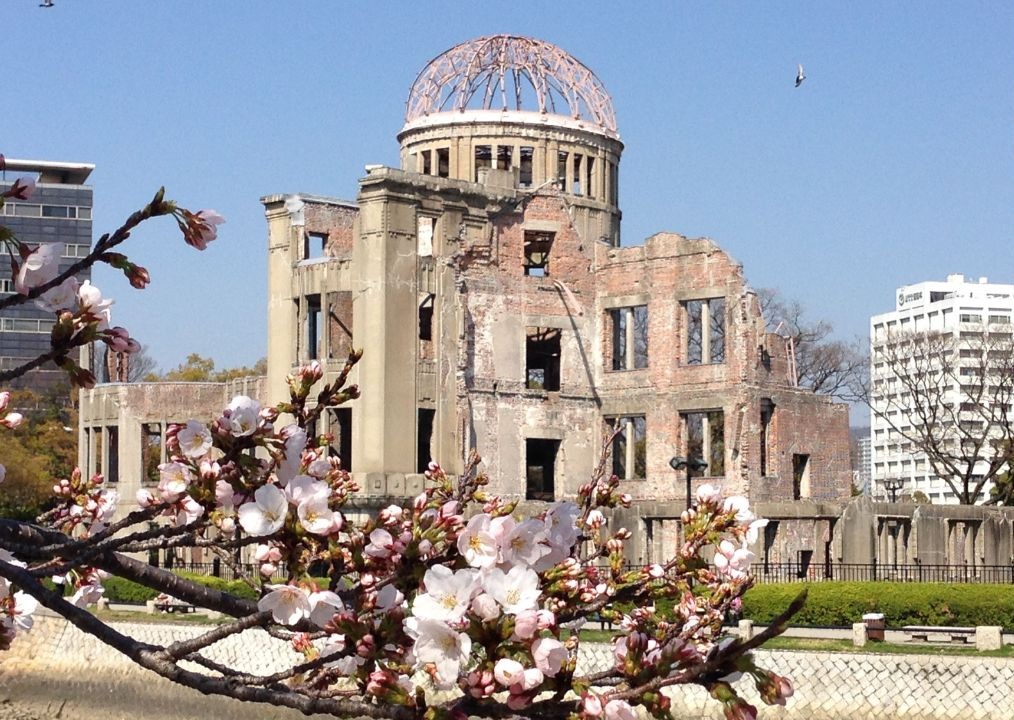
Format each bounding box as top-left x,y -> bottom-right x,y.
262,36 -> 853,566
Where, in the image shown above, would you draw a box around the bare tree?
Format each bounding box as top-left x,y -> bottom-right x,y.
757,288 -> 865,400
859,327 -> 1014,504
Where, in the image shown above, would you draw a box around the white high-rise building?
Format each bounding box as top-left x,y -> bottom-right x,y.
870,274 -> 1014,504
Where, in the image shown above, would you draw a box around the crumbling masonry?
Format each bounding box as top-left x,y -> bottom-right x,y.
262,36 -> 852,565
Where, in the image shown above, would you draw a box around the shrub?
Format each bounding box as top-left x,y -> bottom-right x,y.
103,573 -> 259,604
741,582 -> 1014,630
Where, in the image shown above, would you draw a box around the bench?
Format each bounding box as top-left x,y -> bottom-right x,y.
154,594 -> 197,614
902,625 -> 975,644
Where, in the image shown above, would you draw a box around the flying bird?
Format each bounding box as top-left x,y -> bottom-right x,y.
795,64 -> 806,87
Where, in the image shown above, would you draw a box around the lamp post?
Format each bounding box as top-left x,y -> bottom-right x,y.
883,477 -> 903,503
670,455 -> 709,510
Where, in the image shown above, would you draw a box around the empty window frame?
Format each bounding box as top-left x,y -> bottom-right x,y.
303,232 -> 328,260
105,427 -> 119,483
523,230 -> 554,277
526,327 -> 561,391
519,146 -> 534,187
526,438 -> 559,501
557,151 -> 568,190
419,294 -> 434,359
609,305 -> 648,371
417,216 -> 435,257
436,148 -> 450,178
328,407 -> 352,473
306,294 -> 322,360
681,411 -> 724,477
572,154 -> 583,195
421,150 -> 432,175
141,423 -> 162,485
684,297 -> 726,364
326,291 -> 353,360
585,156 -> 596,199
417,408 -> 435,473
474,145 -> 492,181
497,145 -> 513,171
760,400 -> 775,477
608,415 -> 646,480
792,453 -> 811,499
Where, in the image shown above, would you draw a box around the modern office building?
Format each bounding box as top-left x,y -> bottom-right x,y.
869,274 -> 1014,504
0,159 -> 94,390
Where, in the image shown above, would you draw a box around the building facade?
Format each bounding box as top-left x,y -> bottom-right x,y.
263,36 -> 852,564
1,159 -> 94,389
870,274 -> 1014,504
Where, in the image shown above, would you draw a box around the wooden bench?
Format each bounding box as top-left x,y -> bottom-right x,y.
902,625 -> 975,644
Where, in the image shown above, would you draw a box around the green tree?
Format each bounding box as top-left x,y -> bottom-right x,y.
156,354 -> 266,382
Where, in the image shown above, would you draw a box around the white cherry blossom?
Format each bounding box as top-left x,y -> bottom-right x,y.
457,513 -> 498,568
404,617 -> 471,689
483,565 -> 540,615
238,484 -> 288,536
412,565 -> 478,622
177,420 -> 212,458
225,395 -> 260,437
15,243 -> 62,295
308,590 -> 344,628
532,637 -> 567,676
258,584 -> 311,626
297,496 -> 338,535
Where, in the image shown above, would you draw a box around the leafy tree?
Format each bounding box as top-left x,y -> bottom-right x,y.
156,353 -> 266,382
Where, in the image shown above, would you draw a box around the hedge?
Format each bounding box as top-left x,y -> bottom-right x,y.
741,582 -> 1014,630
102,572 -> 259,604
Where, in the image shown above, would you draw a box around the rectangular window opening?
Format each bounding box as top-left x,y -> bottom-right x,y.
141,423 -> 162,485
586,156 -> 595,199
557,151 -> 568,190
684,298 -> 726,365
474,145 -> 492,181
497,145 -> 513,171
417,408 -> 435,473
106,427 -> 119,484
760,401 -> 774,477
327,291 -> 353,361
609,305 -> 648,371
417,216 -> 435,257
436,148 -> 449,178
303,231 -> 327,260
572,154 -> 583,195
526,327 -> 561,392
792,454 -> 811,499
306,294 -> 322,360
526,439 -> 559,501
682,411 -> 725,477
419,294 -> 434,360
519,147 -> 534,187
422,150 -> 432,175
328,408 -> 352,473
524,230 -> 554,277
609,416 -> 646,480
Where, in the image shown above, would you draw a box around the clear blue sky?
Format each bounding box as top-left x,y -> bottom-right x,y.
4,2 -> 1012,377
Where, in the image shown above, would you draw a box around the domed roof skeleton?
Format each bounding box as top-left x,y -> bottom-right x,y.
405,35 -> 617,134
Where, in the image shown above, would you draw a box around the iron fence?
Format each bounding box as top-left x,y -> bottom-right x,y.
155,559 -> 259,582
753,561 -> 1014,584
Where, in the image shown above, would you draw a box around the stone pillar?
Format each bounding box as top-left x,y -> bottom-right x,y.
975,626 -> 1002,651
852,622 -> 868,647
352,176 -> 420,474
738,619 -> 754,640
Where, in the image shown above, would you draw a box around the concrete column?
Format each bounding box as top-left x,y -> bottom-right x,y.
975,626 -> 1002,651
352,179 -> 420,474
852,622 -> 868,647
264,198 -> 300,410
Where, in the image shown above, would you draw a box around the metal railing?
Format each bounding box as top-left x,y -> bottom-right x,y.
155,559 -> 259,582
754,561 -> 1014,584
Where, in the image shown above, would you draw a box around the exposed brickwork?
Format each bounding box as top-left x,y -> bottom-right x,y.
305,202 -> 357,260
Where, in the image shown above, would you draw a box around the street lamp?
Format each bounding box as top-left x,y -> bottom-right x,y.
883,477 -> 903,503
670,455 -> 709,510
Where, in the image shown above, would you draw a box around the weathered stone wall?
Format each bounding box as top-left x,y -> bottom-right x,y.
5,615 -> 1012,720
